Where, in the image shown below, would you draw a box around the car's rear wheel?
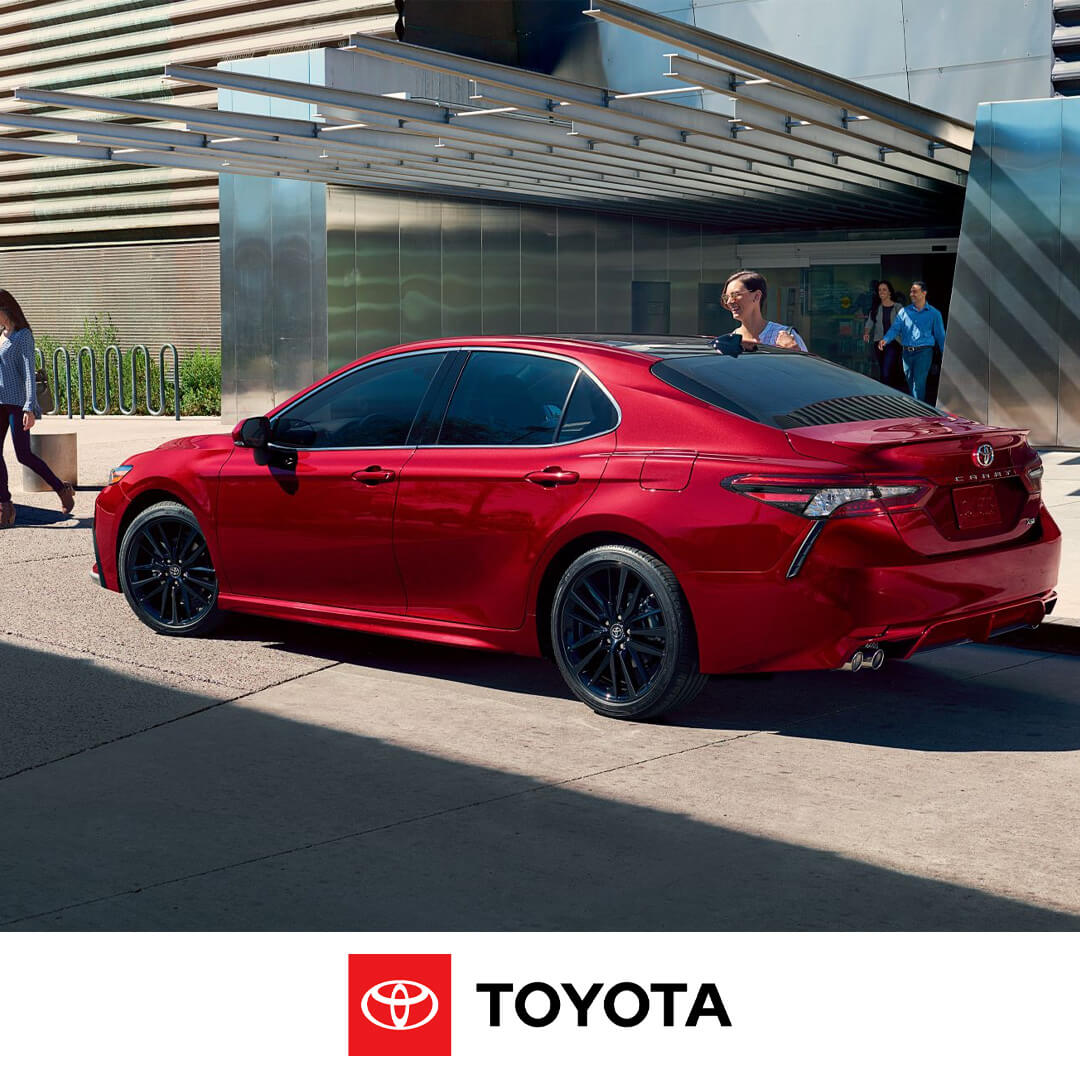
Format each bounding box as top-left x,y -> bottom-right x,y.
118,501 -> 222,636
551,545 -> 708,720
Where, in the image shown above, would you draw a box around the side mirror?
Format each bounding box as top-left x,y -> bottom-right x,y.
711,333 -> 744,357
233,415 -> 271,448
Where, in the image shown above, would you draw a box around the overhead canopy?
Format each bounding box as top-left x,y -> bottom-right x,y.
1,0 -> 971,232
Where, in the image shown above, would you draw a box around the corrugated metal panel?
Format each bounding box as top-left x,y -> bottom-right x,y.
0,240 -> 221,356
0,1 -> 396,245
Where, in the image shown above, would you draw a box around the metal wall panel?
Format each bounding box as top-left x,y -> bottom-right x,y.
632,217 -> 668,281
986,100 -> 1062,445
354,191 -> 401,357
520,205 -> 558,335
441,201 -> 483,337
481,202 -> 521,335
326,186 -> 357,371
271,177 -> 317,402
938,106 -> 993,424
900,0 -> 1048,70
557,208 -> 597,334
669,221 -> 702,335
595,213 -> 632,333
218,178 -> 237,421
400,196 -> 443,343
1059,103 -> 1080,448
309,178 -> 329,380
228,171 -> 274,419
684,0 -> 1048,122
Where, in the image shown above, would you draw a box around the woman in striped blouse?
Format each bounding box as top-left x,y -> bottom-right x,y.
0,289 -> 74,527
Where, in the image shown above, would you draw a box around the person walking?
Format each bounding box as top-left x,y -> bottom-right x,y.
877,280 -> 946,402
0,289 -> 74,527
721,270 -> 807,351
862,280 -> 904,389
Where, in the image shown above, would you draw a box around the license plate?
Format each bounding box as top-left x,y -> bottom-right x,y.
953,483 -> 1002,529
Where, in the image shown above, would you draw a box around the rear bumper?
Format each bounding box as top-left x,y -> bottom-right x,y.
685,506 -> 1062,674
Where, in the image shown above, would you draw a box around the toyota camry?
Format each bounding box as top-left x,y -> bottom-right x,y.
92,336 -> 1060,719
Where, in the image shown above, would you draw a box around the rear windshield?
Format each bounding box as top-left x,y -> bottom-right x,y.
649,349 -> 944,429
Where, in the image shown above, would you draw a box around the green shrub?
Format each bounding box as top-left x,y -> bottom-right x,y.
34,315 -> 221,417
179,348 -> 222,417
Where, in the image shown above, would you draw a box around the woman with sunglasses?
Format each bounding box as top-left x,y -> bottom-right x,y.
0,289 -> 74,527
721,270 -> 807,351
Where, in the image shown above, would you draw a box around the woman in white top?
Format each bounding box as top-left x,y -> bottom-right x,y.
722,270 -> 807,351
0,288 -> 74,527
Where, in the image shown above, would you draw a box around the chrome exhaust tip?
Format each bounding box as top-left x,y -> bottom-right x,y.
842,645 -> 884,672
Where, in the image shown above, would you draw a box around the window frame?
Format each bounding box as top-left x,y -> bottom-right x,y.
266,348 -> 460,452
424,347 -> 621,449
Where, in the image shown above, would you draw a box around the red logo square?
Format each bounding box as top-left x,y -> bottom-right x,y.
348,954 -> 451,1057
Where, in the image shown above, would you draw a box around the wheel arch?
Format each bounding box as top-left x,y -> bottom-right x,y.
115,487 -> 197,575
532,525 -> 682,658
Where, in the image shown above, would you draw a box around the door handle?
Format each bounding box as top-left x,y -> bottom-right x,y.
352,466 -> 397,485
525,467 -> 579,487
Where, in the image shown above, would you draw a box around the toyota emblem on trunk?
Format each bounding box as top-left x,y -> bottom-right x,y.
974,444 -> 994,467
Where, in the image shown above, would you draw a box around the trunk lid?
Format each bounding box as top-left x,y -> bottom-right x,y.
786,416 -> 1042,555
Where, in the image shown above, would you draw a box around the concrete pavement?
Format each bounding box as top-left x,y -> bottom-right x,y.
0,416 -> 1078,930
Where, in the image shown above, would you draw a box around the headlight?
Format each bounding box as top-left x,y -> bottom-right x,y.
107,464 -> 134,485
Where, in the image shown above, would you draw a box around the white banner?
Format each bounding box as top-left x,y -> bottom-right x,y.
0,933 -> 1074,1078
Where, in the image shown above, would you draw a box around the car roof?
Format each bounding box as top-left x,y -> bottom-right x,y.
369,334 -> 798,375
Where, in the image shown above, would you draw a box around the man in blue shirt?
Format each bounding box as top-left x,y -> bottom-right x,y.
878,280 -> 946,402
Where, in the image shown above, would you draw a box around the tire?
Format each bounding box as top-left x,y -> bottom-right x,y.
550,544 -> 708,720
118,500 -> 223,636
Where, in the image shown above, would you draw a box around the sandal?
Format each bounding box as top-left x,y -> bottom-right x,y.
0,500 -> 14,528
59,483 -> 75,515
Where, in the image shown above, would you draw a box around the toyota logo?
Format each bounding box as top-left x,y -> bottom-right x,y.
360,980 -> 439,1030
973,444 -> 994,467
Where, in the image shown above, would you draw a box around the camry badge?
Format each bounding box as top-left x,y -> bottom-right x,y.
974,444 -> 995,467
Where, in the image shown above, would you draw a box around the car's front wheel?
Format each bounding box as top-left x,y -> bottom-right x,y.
551,544 -> 708,720
118,500 -> 222,636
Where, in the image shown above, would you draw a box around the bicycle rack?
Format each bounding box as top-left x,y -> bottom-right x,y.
107,344 -> 136,415
32,342 -> 185,420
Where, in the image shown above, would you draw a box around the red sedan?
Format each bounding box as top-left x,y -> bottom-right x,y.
92,337 -> 1060,719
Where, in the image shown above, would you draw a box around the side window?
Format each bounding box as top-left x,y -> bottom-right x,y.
438,351 -> 577,446
557,372 -> 618,442
273,351 -> 446,449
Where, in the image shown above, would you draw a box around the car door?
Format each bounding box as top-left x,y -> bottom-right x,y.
215,348 -> 452,612
393,348 -> 619,628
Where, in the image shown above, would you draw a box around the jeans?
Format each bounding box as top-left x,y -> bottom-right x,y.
902,347 -> 935,403
876,341 -> 905,390
0,405 -> 64,503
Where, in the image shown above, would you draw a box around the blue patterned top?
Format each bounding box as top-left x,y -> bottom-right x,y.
0,328 -> 38,414
759,321 -> 807,351
880,303 -> 946,351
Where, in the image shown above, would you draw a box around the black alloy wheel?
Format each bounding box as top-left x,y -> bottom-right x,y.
551,545 -> 708,720
118,501 -> 222,636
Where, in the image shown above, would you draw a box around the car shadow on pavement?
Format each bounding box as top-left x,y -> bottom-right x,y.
219,614 -> 1080,754
1,636 -> 1078,932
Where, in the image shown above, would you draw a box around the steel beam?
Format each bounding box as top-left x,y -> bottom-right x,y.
583,0 -> 973,151
663,54 -> 970,172
345,34 -> 961,191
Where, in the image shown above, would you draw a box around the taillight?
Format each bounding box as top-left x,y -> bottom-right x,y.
1025,463 -> 1043,495
723,474 -> 932,518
